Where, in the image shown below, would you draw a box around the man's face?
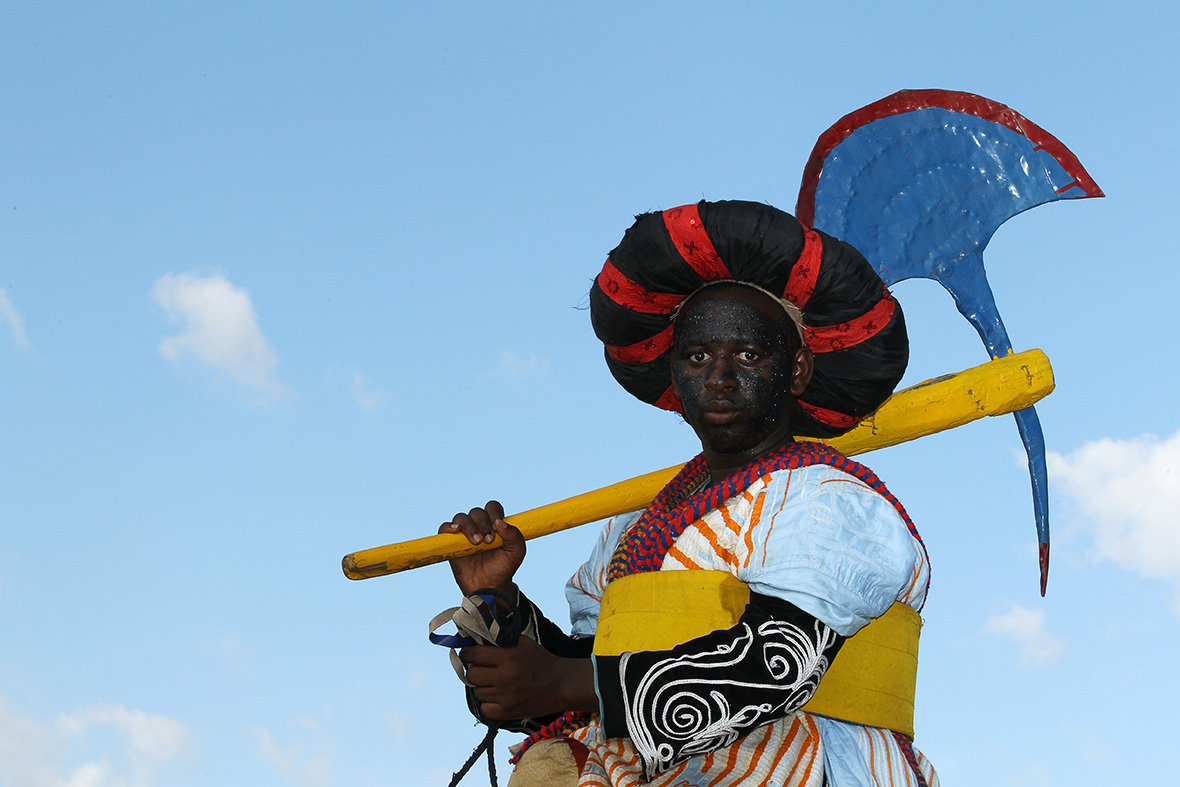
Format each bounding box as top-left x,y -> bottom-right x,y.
671,285 -> 806,457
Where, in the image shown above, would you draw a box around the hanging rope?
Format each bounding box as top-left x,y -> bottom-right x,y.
430,588 -> 528,787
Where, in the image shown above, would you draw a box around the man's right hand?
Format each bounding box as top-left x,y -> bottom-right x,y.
438,500 -> 526,596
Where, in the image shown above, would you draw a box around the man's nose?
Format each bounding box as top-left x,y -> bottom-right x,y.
705,355 -> 737,388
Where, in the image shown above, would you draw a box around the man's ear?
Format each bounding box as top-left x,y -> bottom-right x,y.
790,346 -> 814,397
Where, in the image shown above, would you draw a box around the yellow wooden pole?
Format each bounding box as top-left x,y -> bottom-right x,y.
342,348 -> 1054,580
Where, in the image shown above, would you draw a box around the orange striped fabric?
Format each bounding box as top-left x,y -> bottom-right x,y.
568,713 -> 822,787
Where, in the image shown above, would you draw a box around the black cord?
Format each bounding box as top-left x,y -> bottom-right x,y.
446,587 -> 524,786
447,724 -> 500,787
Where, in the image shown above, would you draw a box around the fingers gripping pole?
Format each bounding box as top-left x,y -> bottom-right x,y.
342,349 -> 1056,581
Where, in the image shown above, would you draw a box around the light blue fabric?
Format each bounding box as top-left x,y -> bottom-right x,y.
816,716 -> 875,786
567,509 -> 637,638
737,464 -> 920,637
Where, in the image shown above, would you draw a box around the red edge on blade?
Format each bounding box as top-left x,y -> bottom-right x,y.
1039,542 -> 1050,597
796,89 -> 1105,227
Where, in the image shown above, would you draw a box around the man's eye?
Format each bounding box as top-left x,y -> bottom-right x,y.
689,351 -> 708,363
737,351 -> 760,363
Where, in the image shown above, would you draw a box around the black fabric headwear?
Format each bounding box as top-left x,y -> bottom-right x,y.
589,200 -> 908,438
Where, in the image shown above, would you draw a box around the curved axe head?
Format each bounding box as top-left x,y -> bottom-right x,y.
796,89 -> 1102,286
796,89 -> 1103,595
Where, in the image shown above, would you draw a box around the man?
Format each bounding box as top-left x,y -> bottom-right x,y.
439,201 -> 936,786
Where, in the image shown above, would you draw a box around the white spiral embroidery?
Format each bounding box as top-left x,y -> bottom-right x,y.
619,618 -> 837,777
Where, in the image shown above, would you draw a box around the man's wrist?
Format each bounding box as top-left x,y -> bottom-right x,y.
558,657 -> 598,714
459,579 -> 517,597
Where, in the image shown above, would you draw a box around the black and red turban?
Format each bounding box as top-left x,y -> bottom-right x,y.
589,200 -> 908,439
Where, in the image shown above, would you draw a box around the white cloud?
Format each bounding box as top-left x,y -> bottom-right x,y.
404,668 -> 427,692
0,286 -> 31,349
253,717 -> 332,787
57,704 -> 187,764
351,370 -> 388,412
498,348 -> 549,380
1047,428 -> 1180,579
985,603 -> 1063,665
1062,717 -> 1118,772
153,272 -> 287,402
219,635 -> 254,674
0,699 -> 188,787
386,711 -> 409,746
0,699 -> 56,787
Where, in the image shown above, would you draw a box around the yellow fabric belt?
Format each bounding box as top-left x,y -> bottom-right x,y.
592,571 -> 921,737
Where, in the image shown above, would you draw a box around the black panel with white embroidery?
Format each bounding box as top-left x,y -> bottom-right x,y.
595,592 -> 844,780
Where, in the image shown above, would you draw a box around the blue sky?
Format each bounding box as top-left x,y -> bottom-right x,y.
2,2 -> 1177,785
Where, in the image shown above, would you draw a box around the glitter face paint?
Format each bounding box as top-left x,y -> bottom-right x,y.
671,285 -> 803,464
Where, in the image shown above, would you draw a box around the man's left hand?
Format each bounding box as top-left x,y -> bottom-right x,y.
461,636 -> 596,720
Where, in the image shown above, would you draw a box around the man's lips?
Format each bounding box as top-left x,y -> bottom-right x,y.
702,400 -> 740,424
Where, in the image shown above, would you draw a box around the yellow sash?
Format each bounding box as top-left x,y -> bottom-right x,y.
592,570 -> 921,737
